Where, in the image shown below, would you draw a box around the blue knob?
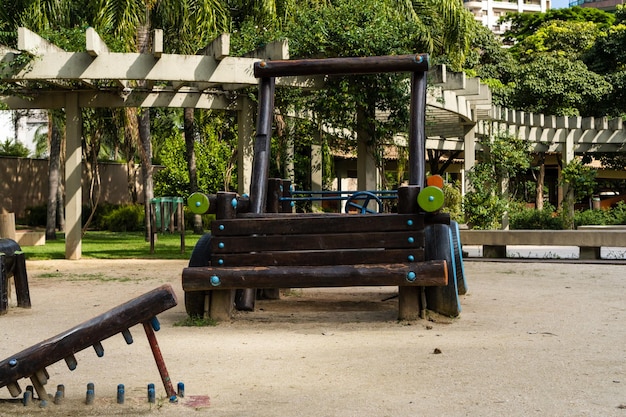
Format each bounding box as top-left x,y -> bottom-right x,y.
231,198 -> 238,208
195,201 -> 201,207
210,275 -> 221,286
218,259 -> 224,265
290,201 -> 295,207
428,195 -> 434,202
219,224 -> 225,231
9,359 -> 17,367
408,237 -> 414,244
218,242 -> 225,249
407,219 -> 413,226
408,255 -> 415,262
407,271 -> 417,282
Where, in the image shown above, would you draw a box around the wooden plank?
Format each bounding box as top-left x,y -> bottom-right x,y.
0,285 -> 177,390
211,231 -> 425,253
212,248 -> 425,267
182,261 -> 447,290
254,54 -> 429,78
211,214 -> 424,236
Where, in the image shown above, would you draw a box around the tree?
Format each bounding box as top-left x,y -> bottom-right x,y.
463,132 -> 531,229
92,0 -> 229,238
508,54 -> 611,116
501,6 -> 614,44
274,0 -> 479,189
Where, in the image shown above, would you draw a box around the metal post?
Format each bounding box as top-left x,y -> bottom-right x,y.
408,71 -> 427,188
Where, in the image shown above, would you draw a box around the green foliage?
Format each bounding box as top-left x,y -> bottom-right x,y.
575,201 -> 626,226
442,181 -> 463,223
0,139 -> 30,157
154,116 -> 236,197
24,231 -> 202,260
508,54 -> 611,116
463,132 -> 531,229
101,204 -> 145,232
502,6 -> 614,44
463,163 -> 506,229
561,159 -> 597,202
174,315 -> 217,327
574,207 -> 613,226
509,203 -> 564,230
514,20 -> 601,60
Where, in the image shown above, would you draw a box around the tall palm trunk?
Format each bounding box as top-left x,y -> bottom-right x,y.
184,107 -> 202,233
137,24 -> 154,241
46,120 -> 62,240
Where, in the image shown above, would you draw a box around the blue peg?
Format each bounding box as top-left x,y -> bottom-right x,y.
210,275 -> 221,286
406,271 -> 417,282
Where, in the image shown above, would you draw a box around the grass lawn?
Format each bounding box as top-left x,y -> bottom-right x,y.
24,231 -> 203,260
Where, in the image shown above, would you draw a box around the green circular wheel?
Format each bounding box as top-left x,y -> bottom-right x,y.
417,185 -> 445,212
188,192 -> 210,215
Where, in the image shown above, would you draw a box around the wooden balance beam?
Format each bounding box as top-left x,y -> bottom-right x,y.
0,284 -> 178,401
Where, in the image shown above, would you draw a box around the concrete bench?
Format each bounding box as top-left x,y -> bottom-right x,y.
460,229 -> 626,259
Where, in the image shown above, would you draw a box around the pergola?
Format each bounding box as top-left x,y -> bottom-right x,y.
0,27 -> 284,259
12,27 -> 620,259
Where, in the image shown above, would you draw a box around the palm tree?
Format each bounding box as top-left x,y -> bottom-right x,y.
0,0 -> 81,240
92,0 -> 229,237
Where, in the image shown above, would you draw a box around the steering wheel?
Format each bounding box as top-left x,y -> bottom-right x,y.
344,191 -> 383,214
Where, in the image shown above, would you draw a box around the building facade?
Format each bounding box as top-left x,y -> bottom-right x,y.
569,0 -> 624,11
464,0 -> 551,35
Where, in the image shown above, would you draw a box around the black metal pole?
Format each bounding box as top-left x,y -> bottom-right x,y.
408,71 -> 427,187
250,77 -> 276,214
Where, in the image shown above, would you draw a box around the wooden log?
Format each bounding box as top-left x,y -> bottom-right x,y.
182,260 -> 447,290
211,231 -> 425,254
13,252 -> 31,308
397,185 -> 423,320
0,255 -> 7,315
254,54 -> 429,78
0,284 -> 177,392
211,214 -> 424,236
214,193 -> 238,315
212,248 -> 424,267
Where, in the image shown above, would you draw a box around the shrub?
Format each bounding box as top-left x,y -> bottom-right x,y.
442,182 -> 463,223
101,204 -> 145,232
24,204 -> 47,227
574,208 -> 611,226
509,203 -> 564,230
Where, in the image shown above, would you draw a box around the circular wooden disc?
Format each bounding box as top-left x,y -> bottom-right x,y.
417,186 -> 445,212
426,175 -> 444,189
187,192 -> 209,214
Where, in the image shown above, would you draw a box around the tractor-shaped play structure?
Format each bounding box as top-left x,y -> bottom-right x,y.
182,54 -> 467,321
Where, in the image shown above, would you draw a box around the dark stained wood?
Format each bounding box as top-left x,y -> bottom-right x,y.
212,248 -> 424,267
0,284 -> 177,392
13,252 -> 30,308
254,54 -> 429,78
0,255 -> 6,315
211,231 -> 425,254
409,71 -> 427,187
397,185 -> 423,320
211,214 -> 425,236
183,261 -> 447,290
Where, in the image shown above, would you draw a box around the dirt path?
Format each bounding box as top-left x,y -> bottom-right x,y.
1,259 -> 625,416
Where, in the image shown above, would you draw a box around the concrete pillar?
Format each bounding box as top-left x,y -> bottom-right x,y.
463,123 -> 476,194
356,140 -> 377,191
237,96 -> 254,195
64,93 -> 82,260
311,139 -> 322,211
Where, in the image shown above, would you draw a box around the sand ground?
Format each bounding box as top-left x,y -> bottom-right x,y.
0,258 -> 625,416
